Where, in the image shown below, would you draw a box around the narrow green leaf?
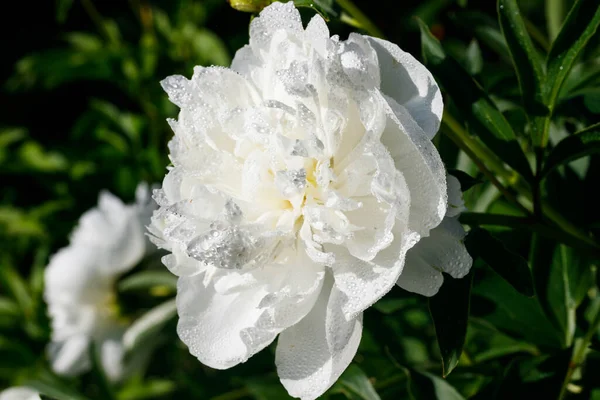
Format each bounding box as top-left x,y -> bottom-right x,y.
56,0 -> 74,23
466,228 -> 534,297
417,19 -> 534,181
542,124 -> 600,177
546,0 -> 566,41
464,39 -> 483,75
545,0 -> 600,110
335,364 -> 381,400
25,371 -> 89,400
409,369 -> 466,400
0,257 -> 34,315
530,234 -> 594,348
118,379 -> 176,400
246,377 -> 292,400
123,299 -> 177,352
471,266 -> 563,348
294,0 -> 338,20
428,272 -> 473,377
118,270 -> 177,293
447,169 -> 481,191
498,0 -> 549,146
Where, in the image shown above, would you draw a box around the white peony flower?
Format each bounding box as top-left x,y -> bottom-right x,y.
0,388 -> 40,400
44,183 -> 156,381
149,2 -> 472,399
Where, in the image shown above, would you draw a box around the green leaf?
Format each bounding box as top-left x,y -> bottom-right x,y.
294,0 -> 338,21
0,258 -> 34,315
409,370 -> 466,400
466,228 -> 534,297
545,0 -> 600,111
417,19 -> 534,181
464,39 -> 483,75
333,364 -> 381,400
56,0 -> 74,23
118,270 -> 177,294
18,141 -> 68,172
494,350 -> 572,398
123,299 -> 177,352
498,0 -> 548,146
246,376 -> 292,400
467,319 -> 538,363
25,371 -> 89,400
546,0 -> 566,41
542,124 -> 600,177
118,379 -> 176,400
447,169 -> 481,191
471,264 -> 563,348
428,272 -> 473,377
530,234 -> 594,347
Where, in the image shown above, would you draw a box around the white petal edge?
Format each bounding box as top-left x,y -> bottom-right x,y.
365,36 -> 443,140
379,93 -> 447,236
397,217 -> 472,296
0,387 -> 41,400
276,277 -> 362,400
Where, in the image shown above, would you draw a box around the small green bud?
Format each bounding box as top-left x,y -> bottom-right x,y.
227,0 -> 274,13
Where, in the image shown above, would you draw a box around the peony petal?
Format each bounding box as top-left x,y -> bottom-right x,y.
397,217 -> 472,296
365,36 -> 443,139
446,174 -> 466,217
276,277 -> 362,400
47,335 -> 91,377
176,272 -> 273,369
44,246 -> 111,304
395,251 -> 443,297
332,221 -> 419,319
249,2 -> 303,54
304,14 -> 330,58
0,387 -> 41,400
379,93 -> 447,236
99,329 -> 126,382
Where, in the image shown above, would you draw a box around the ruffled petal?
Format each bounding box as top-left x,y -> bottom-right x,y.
446,174 -> 466,217
249,2 -> 303,54
176,248 -> 324,370
0,387 -> 41,400
379,93 -> 447,236
332,220 -> 419,319
395,252 -> 443,297
276,277 -> 362,400
47,334 -> 91,377
397,217 -> 472,296
365,36 -> 443,140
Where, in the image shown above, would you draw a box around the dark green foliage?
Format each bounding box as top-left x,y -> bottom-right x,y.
2,0 -> 600,399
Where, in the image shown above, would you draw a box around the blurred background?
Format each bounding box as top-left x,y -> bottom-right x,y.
1,0 -> 600,399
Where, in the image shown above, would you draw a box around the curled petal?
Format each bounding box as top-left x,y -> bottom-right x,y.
365,36 -> 443,139
47,334 -> 91,377
0,387 -> 41,400
379,93 -> 447,236
276,277 -> 362,400
177,247 -> 324,370
398,217 -> 472,296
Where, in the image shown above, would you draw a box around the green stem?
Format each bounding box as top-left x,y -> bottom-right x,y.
443,112 -> 600,251
335,0 -> 384,38
460,212 -> 600,256
441,114 -> 529,216
558,305 -> 600,400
